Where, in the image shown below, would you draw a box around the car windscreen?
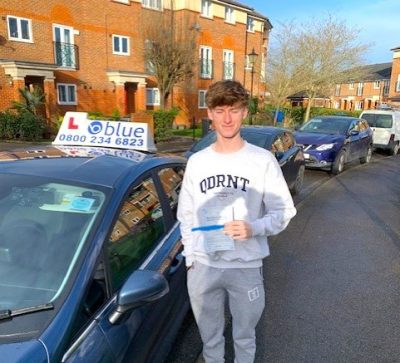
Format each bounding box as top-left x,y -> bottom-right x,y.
0,175 -> 106,312
299,118 -> 352,135
241,130 -> 273,149
361,113 -> 393,128
191,132 -> 216,152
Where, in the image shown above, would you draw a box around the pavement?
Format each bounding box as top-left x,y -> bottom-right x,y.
0,136 -> 197,154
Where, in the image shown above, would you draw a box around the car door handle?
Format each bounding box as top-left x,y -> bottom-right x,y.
169,253 -> 184,275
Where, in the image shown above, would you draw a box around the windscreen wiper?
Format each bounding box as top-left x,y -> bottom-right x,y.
0,303 -> 54,321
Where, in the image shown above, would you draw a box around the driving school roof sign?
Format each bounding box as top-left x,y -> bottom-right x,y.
53,112 -> 156,152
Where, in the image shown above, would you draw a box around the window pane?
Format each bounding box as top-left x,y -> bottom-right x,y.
154,89 -> 160,104
67,86 -> 75,102
158,167 -> 184,218
122,38 -> 128,53
8,18 -> 18,38
146,89 -> 153,104
113,37 -> 120,52
58,85 -> 66,102
108,178 -> 165,291
20,20 -> 29,39
199,91 -> 205,107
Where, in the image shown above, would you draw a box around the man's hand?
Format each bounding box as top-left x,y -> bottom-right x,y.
223,220 -> 252,240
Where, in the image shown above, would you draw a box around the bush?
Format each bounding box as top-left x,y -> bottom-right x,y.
251,109 -> 275,126
88,111 -> 104,120
111,108 -> 121,121
287,107 -> 362,127
0,110 -> 45,140
153,108 -> 179,142
0,111 -> 20,139
18,111 -> 45,140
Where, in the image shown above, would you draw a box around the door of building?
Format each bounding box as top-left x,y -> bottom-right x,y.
125,83 -> 137,115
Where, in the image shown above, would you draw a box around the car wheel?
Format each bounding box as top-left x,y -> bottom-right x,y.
360,145 -> 372,164
331,150 -> 346,175
290,165 -> 305,195
389,142 -> 399,156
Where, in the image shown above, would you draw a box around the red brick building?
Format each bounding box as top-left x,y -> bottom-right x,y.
0,0 -> 271,126
387,45 -> 400,107
331,62 -> 391,112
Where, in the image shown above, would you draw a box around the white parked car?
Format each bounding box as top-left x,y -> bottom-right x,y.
360,109 -> 400,155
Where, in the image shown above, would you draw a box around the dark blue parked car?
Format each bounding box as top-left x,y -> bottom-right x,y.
186,126 -> 305,195
294,116 -> 373,174
0,146 -> 189,363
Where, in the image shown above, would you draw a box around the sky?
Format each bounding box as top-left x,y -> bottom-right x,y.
244,0 -> 399,64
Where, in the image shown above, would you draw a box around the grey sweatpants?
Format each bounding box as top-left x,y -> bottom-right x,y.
187,261 -> 265,363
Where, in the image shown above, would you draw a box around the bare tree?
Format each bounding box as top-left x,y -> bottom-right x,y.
266,22 -> 305,124
267,16 -> 369,122
141,4 -> 197,109
297,16 -> 369,121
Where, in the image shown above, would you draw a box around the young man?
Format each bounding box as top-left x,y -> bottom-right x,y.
177,80 -> 296,362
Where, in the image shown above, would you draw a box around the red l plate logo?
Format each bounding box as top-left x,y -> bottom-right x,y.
68,117 -> 79,129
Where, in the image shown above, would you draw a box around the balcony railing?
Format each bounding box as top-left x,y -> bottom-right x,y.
223,61 -> 235,80
199,59 -> 213,79
54,42 -> 79,69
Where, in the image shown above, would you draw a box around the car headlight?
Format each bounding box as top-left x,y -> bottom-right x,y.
316,143 -> 335,151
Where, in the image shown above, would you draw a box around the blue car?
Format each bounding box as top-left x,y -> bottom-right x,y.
294,116 -> 373,174
0,117 -> 189,362
186,127 -> 305,195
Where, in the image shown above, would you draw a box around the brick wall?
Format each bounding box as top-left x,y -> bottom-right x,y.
1,0 -> 269,126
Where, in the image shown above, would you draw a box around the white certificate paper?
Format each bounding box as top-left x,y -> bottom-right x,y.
198,206 -> 235,253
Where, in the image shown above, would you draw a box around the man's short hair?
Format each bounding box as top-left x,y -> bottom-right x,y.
206,80 -> 249,109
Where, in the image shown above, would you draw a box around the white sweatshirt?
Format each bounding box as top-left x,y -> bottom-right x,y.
177,141 -> 297,268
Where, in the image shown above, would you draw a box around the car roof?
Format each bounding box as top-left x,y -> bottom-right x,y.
0,146 -> 185,188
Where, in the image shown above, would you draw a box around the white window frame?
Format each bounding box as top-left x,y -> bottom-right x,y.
357,82 -> 363,96
201,0 -> 212,18
348,82 -> 354,90
223,49 -> 234,80
225,6 -> 235,24
199,46 -> 213,79
142,0 -> 162,11
396,75 -> 400,92
7,15 -> 33,42
373,81 -> 380,89
247,17 -> 255,32
57,83 -> 77,105
53,24 -> 76,69
245,55 -> 252,70
146,88 -> 160,106
198,90 -> 207,109
335,84 -> 340,96
112,34 -> 130,55
355,101 -> 363,110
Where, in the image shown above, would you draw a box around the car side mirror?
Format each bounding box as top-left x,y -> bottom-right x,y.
294,124 -> 300,131
109,270 -> 169,324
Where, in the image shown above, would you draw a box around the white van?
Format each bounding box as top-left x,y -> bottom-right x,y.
360,109 -> 400,155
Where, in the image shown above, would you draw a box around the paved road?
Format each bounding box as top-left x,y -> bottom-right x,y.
168,154 -> 400,363
3,140 -> 397,362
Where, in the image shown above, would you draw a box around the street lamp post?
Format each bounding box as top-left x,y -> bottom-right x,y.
247,47 -> 258,125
